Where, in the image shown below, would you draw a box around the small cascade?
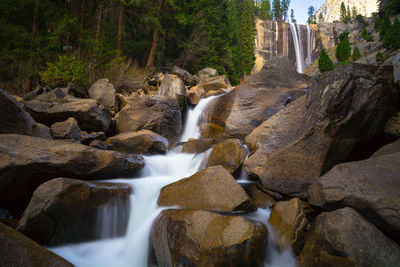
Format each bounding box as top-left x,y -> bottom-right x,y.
289,22 -> 304,73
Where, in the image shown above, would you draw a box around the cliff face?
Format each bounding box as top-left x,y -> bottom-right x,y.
252,19 -> 317,74
316,0 -> 378,23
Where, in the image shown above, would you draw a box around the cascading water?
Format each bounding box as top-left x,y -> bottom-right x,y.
289,22 -> 304,73
296,24 -> 306,73
50,96 -> 296,267
306,25 -> 312,67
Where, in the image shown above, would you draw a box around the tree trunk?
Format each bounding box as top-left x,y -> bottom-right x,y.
32,0 -> 40,33
25,0 -> 40,93
78,0 -> 86,59
117,1 -> 125,58
146,29 -> 158,67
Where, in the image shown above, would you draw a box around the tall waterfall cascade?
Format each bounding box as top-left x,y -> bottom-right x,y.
50,96 -> 296,267
253,18 -> 317,74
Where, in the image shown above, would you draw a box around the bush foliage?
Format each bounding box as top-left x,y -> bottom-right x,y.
336,38 -> 351,62
318,50 -> 334,73
352,46 -> 361,61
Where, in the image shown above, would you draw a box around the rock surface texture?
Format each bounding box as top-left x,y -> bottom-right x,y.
89,78 -> 116,110
0,134 -> 143,215
17,178 -> 131,246
245,64 -> 398,197
150,209 -> 267,267
158,74 -> 187,109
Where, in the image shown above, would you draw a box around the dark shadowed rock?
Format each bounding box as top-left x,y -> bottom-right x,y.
207,139 -> 248,174
158,166 -> 255,212
244,184 -> 276,209
0,134 -> 144,216
171,66 -> 199,86
150,209 -> 267,267
25,88 -> 112,133
50,117 -> 82,140
308,152 -> 400,243
80,131 -> 106,145
0,223 -> 72,267
158,74 -> 187,109
297,208 -> 400,267
245,64 -> 398,197
17,178 -> 131,246
32,123 -> 53,139
268,198 -> 308,255
0,88 -> 35,135
104,130 -> 168,155
385,111 -> 400,137
89,78 -> 116,110
114,95 -> 182,143
89,139 -> 108,150
181,138 -> 215,154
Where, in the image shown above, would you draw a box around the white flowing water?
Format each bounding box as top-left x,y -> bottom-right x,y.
296,24 -> 306,73
50,96 -> 296,267
306,25 -> 312,68
290,22 -> 304,73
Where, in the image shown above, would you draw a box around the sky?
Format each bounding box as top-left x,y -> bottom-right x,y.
289,0 -> 326,24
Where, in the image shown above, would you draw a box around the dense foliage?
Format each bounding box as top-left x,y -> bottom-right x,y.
362,28 -> 373,42
318,50 -> 334,73
378,0 -> 400,17
352,46 -> 361,61
0,0 -> 264,92
336,35 -> 351,62
375,17 -> 400,49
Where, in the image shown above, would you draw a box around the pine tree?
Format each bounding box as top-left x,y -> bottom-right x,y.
240,0 -> 255,75
307,6 -> 315,24
291,9 -> 296,23
383,18 -> 400,49
272,0 -> 282,21
259,0 -> 271,20
318,13 -> 324,23
352,46 -> 361,61
282,0 -> 290,22
318,50 -> 334,73
336,38 -> 351,62
340,2 -> 347,21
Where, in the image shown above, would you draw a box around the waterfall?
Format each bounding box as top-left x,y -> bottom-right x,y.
296,24 -> 306,73
289,22 -> 304,73
306,25 -> 312,67
50,96 -> 296,267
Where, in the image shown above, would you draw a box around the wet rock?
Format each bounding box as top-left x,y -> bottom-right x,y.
89,139 -> 108,150
198,67 -> 219,79
297,208 -> 400,267
187,90 -> 201,105
25,88 -> 112,133
158,166 -> 255,212
171,66 -> 199,86
200,84 -> 292,141
150,209 -> 267,267
268,198 -> 308,255
89,78 -> 116,110
307,152 -> 400,243
32,123 -> 53,139
50,117 -> 82,140
245,64 -> 398,197
114,95 -> 182,143
104,130 -> 168,155
244,184 -> 276,209
0,134 -> 144,216
17,178 -> 131,246
158,74 -> 187,109
80,131 -> 106,145
181,138 -> 215,154
0,223 -> 72,266
0,88 -> 35,135
207,139 -> 247,174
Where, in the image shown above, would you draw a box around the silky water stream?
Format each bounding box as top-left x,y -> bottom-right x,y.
50,96 -> 296,267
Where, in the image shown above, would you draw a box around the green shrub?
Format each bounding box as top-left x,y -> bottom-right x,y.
380,16 -> 392,40
338,31 -> 349,42
338,59 -> 352,66
336,38 -> 351,62
352,46 -> 361,61
362,28 -> 373,41
355,15 -> 368,27
383,18 -> 400,49
376,52 -> 385,62
318,50 -> 334,73
40,55 -> 89,87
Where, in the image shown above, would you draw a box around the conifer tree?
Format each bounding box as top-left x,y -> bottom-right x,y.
340,2 -> 347,21
282,0 -> 290,22
240,0 -> 255,75
352,46 -> 361,61
259,0 -> 271,20
272,0 -> 282,21
336,37 -> 351,62
291,9 -> 296,23
307,6 -> 315,24
318,50 -> 334,73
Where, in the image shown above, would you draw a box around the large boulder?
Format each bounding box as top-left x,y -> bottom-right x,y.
114,95 -> 182,143
297,208 -> 400,267
158,74 -> 187,109
188,75 -> 231,101
0,223 -> 72,267
25,88 -> 112,133
200,85 -> 293,141
17,178 -> 131,246
50,117 -> 82,140
207,139 -> 248,174
181,138 -> 215,154
0,134 -> 144,216
244,184 -> 276,209
245,64 -> 398,197
158,166 -> 255,212
171,66 -> 199,86
385,111 -> 400,137
104,130 -> 168,155
150,209 -> 267,267
0,88 -> 35,135
371,138 -> 400,157
308,151 -> 400,243
32,123 -> 53,139
198,67 -> 219,79
89,78 -> 116,110
268,198 -> 308,255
